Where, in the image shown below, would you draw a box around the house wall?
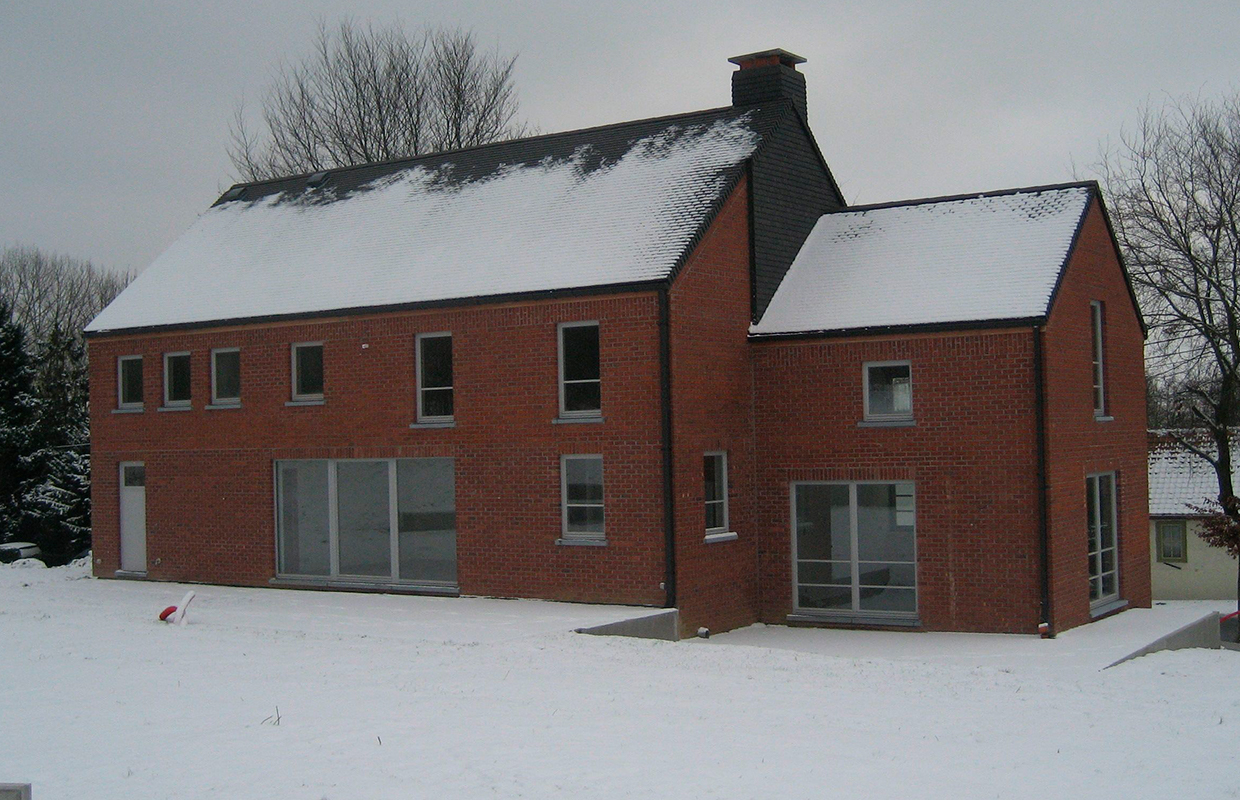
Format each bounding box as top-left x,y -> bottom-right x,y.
668,177 -> 759,637
89,291 -> 669,605
1150,518 -> 1237,600
751,328 -> 1045,634
1043,198 -> 1151,632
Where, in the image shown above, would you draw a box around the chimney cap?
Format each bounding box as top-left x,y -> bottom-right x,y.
728,49 -> 806,69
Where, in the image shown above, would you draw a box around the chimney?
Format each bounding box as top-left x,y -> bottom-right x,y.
728,49 -> 807,119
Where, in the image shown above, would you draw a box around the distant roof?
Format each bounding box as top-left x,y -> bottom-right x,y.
1148,430 -> 1239,516
87,104 -> 788,334
749,184 -> 1094,336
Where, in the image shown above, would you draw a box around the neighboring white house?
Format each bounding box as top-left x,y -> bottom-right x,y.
1148,431 -> 1239,600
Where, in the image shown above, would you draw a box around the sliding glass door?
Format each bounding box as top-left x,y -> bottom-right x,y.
277,458 -> 456,587
793,481 -> 917,620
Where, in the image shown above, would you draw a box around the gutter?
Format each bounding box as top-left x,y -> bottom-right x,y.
1033,325 -> 1054,637
658,286 -> 677,608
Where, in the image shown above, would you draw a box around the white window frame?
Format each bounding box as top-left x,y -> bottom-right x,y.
790,480 -> 918,621
1155,519 -> 1187,564
117,355 -> 143,410
416,332 -> 453,423
863,360 -> 913,422
1086,471 -> 1120,608
558,321 -> 601,419
560,454 -> 605,543
210,347 -> 241,406
1091,300 -> 1106,417
290,341 -> 324,402
704,451 -> 730,535
162,351 -> 192,408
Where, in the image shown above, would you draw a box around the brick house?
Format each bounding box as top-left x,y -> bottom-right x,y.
86,50 -> 1149,636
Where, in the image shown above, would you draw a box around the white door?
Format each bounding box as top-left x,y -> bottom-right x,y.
119,462 -> 147,573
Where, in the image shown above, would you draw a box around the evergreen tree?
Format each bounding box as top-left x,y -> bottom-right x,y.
0,300 -> 42,543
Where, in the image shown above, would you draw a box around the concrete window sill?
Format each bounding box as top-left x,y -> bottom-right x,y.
556,538 -> 607,547
857,419 -> 916,428
112,407 -> 144,414
157,405 -> 192,412
553,416 -> 604,425
205,403 -> 242,410
285,399 -> 325,407
704,531 -> 739,544
409,420 -> 456,429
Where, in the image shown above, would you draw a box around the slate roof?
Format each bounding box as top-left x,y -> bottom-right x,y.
749,184 -> 1095,336
87,104 -> 789,334
1148,430 -> 1240,517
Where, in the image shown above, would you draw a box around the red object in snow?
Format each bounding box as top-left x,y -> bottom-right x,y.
1223,611 -> 1240,622
159,605 -> 178,621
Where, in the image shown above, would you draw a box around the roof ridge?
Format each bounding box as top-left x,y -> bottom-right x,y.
222,104 -> 753,194
828,180 -> 1098,215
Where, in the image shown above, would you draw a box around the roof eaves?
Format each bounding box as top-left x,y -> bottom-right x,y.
83,279 -> 667,340
830,180 -> 1097,216
749,315 -> 1046,342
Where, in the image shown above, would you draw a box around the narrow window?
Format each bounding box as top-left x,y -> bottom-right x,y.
864,361 -> 912,421
211,348 -> 241,405
117,355 -> 143,409
416,333 -> 453,422
291,342 -> 324,401
1091,300 -> 1106,416
1086,472 -> 1120,606
558,322 -> 601,417
1156,520 -> 1187,563
163,352 -> 191,407
561,455 -> 605,542
704,452 -> 729,533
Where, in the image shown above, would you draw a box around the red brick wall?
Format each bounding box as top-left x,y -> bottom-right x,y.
1043,198 -> 1151,632
89,293 -> 669,605
751,329 -> 1045,633
668,177 -> 759,636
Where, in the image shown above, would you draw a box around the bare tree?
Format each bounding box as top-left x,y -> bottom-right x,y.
0,246 -> 129,344
229,20 -> 527,182
1098,93 -> 1240,620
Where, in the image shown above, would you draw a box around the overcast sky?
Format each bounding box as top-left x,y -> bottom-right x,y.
2,1 -> 1238,275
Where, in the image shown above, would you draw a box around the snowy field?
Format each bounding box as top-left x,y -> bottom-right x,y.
1,561 -> 1237,799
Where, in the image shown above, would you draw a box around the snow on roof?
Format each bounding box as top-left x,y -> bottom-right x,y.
1148,432 -> 1239,516
86,112 -> 762,333
750,185 -> 1093,336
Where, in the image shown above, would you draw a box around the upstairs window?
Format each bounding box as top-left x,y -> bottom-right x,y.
211,348 -> 241,405
704,452 -> 729,533
117,355 -> 143,409
864,361 -> 912,421
1091,300 -> 1106,416
291,342 -> 324,402
416,333 -> 453,422
163,352 -> 191,407
559,322 -> 600,417
1156,520 -> 1187,563
561,455 -> 605,543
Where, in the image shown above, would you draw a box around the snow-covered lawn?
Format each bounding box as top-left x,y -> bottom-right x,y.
1,562 -> 1237,799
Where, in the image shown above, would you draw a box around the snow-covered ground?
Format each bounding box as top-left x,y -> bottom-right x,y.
1,561 -> 1237,799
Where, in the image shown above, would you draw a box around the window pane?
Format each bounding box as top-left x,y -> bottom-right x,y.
858,562 -> 916,588
1159,522 -> 1185,560
705,501 -> 725,530
295,345 -> 324,396
857,483 -> 916,562
123,465 -> 145,487
797,560 -> 852,586
1086,476 -> 1098,553
278,461 -> 329,576
213,350 -> 240,400
337,461 -> 391,577
167,354 -> 191,402
1098,475 -> 1115,549
420,336 -> 452,390
868,364 -> 911,416
859,586 -> 917,613
120,358 -> 143,405
564,381 -> 601,412
397,458 -> 456,583
795,484 -> 851,561
798,584 -> 852,611
1101,572 -> 1116,597
567,505 -> 605,533
421,388 -> 454,419
562,325 -> 600,381
704,455 -> 723,502
566,457 -> 603,502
